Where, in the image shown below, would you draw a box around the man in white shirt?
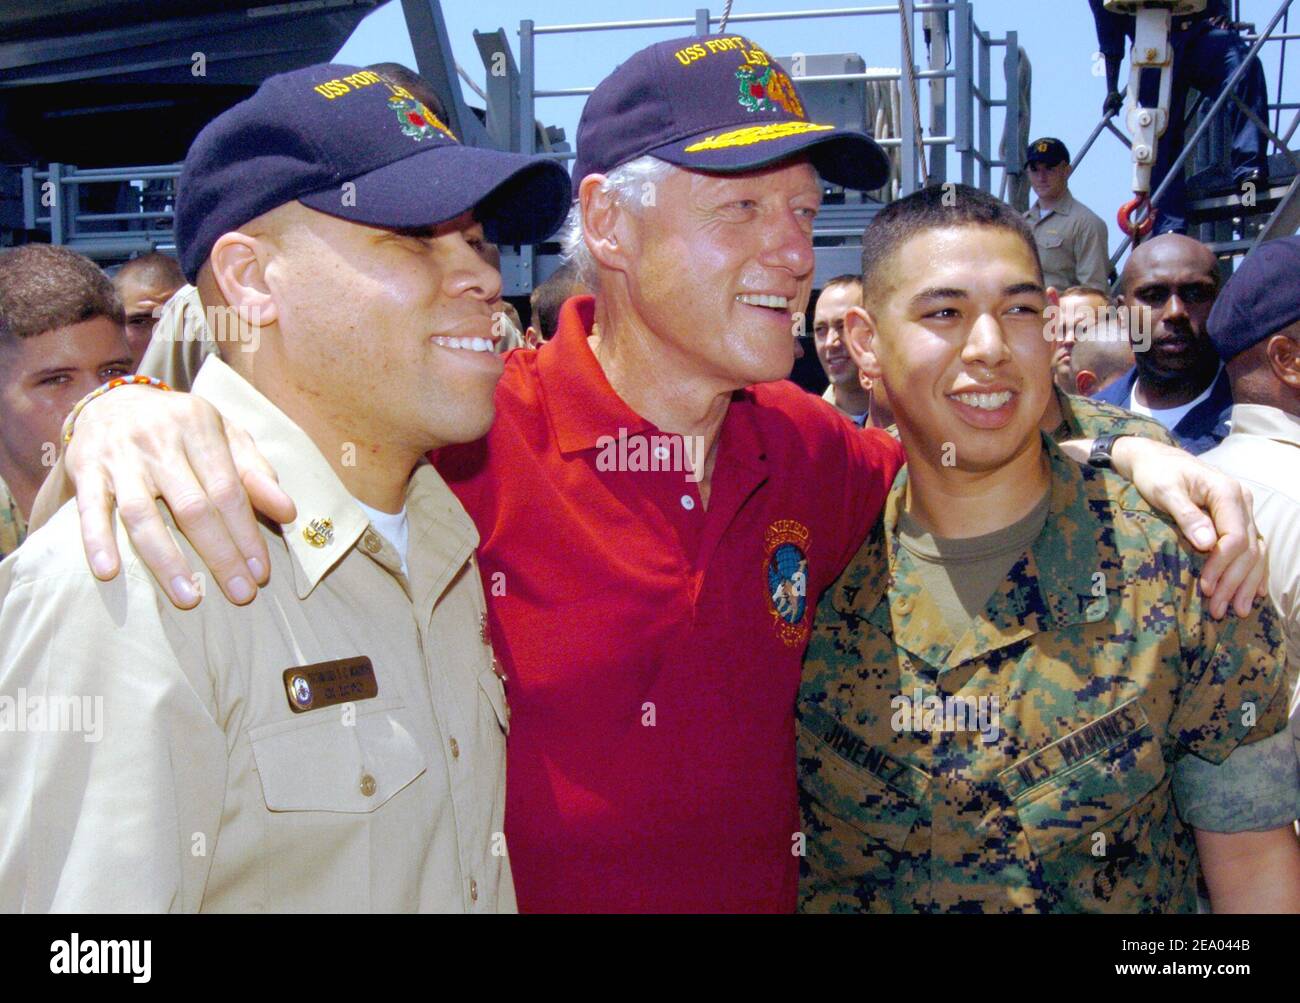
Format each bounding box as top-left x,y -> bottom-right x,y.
1096,234 -> 1233,454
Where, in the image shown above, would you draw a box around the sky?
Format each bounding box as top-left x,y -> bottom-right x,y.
336,0 -> 1294,266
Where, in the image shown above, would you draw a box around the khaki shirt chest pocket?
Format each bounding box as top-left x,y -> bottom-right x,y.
250,697 -> 428,813
1000,701 -> 1168,907
1038,231 -> 1065,251
798,707 -> 928,854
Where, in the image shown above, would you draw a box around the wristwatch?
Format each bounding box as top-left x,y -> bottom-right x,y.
1088,433 -> 1121,470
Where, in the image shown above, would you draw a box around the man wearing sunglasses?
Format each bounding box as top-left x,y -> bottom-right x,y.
1097,234 -> 1233,454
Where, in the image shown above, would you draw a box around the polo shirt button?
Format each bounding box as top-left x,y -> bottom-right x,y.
680,495 -> 696,511
359,772 -> 377,797
896,596 -> 914,616
470,878 -> 479,903
450,737 -> 460,759
653,445 -> 670,460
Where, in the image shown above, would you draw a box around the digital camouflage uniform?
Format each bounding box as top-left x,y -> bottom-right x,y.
1049,387 -> 1178,447
798,437 -> 1292,913
0,473 -> 25,562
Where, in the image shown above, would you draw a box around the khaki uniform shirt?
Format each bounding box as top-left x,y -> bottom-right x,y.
799,438 -> 1292,913
1024,192 -> 1111,293
1202,403 -> 1300,746
0,473 -> 25,563
0,356 -> 513,912
136,283 -> 218,392
821,384 -> 867,424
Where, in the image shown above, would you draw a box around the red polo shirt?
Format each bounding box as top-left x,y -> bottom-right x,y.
436,297 -> 903,912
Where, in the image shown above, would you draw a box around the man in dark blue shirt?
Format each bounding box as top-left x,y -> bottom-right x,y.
1095,233 -> 1232,453
1089,0 -> 1268,235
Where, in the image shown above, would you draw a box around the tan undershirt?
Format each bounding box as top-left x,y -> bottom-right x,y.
897,489 -> 1052,644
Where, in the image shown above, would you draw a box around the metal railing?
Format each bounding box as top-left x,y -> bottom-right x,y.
20,163 -> 181,259
513,2 -> 1021,196
495,1 -> 1028,289
14,1 -> 1031,292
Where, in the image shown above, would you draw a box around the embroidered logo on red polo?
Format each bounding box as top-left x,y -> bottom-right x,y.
765,519 -> 811,646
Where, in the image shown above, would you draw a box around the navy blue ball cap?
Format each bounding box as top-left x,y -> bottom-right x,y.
1026,137 -> 1069,167
571,34 -> 889,191
175,63 -> 571,282
1207,235 -> 1300,361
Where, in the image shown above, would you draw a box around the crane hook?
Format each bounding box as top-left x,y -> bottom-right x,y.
1118,194 -> 1156,239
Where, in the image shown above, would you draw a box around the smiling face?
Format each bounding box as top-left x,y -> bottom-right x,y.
0,316 -> 133,499
254,204 -> 503,454
813,281 -> 862,387
619,159 -> 820,392
849,224 -> 1053,475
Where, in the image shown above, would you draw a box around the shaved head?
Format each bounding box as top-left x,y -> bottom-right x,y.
114,252 -> 187,361
1119,233 -> 1219,296
1072,333 -> 1136,395
115,252 -> 185,292
1117,233 -> 1222,393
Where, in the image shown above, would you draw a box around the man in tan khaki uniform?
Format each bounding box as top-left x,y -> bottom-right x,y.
0,62 -> 570,912
1022,137 -> 1110,293
1199,236 -> 1300,779
135,283 -> 214,393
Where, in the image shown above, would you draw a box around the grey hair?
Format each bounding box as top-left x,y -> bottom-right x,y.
559,155 -> 675,289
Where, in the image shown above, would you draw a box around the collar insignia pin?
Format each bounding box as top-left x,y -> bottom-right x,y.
303,517 -> 335,548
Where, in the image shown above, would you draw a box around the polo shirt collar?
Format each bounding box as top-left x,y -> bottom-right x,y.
535,295 -> 658,454
191,356 -> 477,600
1227,403 -> 1300,446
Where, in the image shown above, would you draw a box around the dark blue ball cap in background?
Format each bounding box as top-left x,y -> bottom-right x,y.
1025,137 -> 1070,167
571,34 -> 890,191
1207,236 -> 1300,361
175,63 -> 572,282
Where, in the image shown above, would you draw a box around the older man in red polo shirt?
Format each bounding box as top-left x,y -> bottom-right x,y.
41,34 -> 1268,913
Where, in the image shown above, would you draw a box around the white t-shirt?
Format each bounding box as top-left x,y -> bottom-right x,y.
1127,365 -> 1222,433
355,499 -> 410,575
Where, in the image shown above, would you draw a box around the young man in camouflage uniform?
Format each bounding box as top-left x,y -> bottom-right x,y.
798,185 -> 1300,913
0,246 -> 134,562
